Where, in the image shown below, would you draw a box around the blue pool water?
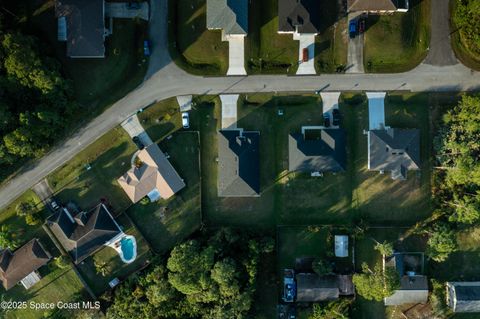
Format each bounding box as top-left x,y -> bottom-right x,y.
121,237 -> 135,261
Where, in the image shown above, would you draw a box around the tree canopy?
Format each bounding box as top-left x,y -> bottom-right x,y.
352,262 -> 400,301
425,223 -> 457,262
106,229 -> 274,319
453,0 -> 480,56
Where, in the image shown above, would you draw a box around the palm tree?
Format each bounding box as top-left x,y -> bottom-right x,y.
94,259 -> 111,277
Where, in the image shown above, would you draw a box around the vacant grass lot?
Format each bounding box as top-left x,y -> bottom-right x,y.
169,0 -> 229,75
77,214 -> 151,296
364,0 -> 430,72
127,132 -> 201,254
48,127 -> 136,212
138,98 -> 182,143
245,0 -> 298,74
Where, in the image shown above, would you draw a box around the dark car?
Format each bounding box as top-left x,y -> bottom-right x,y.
127,2 -> 140,9
132,136 -> 144,150
349,19 -> 357,38
359,19 -> 366,33
287,306 -> 296,319
332,109 -> 341,126
324,113 -> 331,127
143,40 -> 151,57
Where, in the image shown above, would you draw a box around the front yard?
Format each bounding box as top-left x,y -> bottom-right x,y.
364,0 -> 430,72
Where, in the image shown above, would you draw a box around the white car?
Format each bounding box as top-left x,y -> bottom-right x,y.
182,112 -> 190,129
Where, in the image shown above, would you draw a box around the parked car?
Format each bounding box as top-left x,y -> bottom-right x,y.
50,200 -> 60,211
324,113 -> 331,127
127,2 -> 140,9
332,109 -> 341,126
349,19 -> 357,38
182,112 -> 190,129
143,40 -> 151,57
282,269 -> 296,303
302,47 -> 309,62
287,306 -> 296,319
359,19 -> 366,33
132,136 -> 144,150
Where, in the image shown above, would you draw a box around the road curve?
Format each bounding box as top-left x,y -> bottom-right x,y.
0,0 -> 479,211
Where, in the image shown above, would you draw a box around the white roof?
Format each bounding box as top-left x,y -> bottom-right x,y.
335,235 -> 348,257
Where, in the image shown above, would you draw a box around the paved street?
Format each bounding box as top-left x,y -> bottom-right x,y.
0,0 -> 479,210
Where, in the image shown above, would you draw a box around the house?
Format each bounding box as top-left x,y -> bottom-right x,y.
447,282 -> 480,312
0,239 -> 51,291
206,0 -> 248,37
296,273 -> 354,302
118,143 -> 186,203
288,128 -> 346,173
217,130 -> 260,197
47,203 -> 124,264
368,128 -> 420,180
384,253 -> 429,306
55,0 -> 106,58
278,0 -> 322,34
347,0 -> 409,13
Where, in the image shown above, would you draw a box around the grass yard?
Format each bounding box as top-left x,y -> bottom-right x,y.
76,214 -> 151,296
168,0 -> 229,75
2,265 -> 86,319
347,93 -> 433,225
127,132 -> 202,254
138,98 -> 182,143
47,127 -> 136,213
364,0 -> 430,72
245,0 -> 298,74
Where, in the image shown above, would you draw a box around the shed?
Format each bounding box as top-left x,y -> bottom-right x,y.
335,235 -> 348,257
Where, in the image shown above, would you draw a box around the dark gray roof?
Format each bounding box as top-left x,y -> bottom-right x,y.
288,130 -> 346,173
217,130 -> 260,197
368,128 -> 420,180
206,0 -> 248,35
278,0 -> 322,33
296,274 -> 354,302
55,0 -> 105,57
47,203 -> 121,264
448,282 -> 480,312
455,286 -> 480,301
347,0 -> 406,11
0,239 -> 51,290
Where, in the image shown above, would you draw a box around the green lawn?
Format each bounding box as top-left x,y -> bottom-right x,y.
47,127 -> 136,213
138,98 -> 182,144
245,0 -> 298,74
364,0 -> 430,72
2,265 -> 86,319
168,0 -> 229,75
127,132 -> 202,254
76,214 -> 151,296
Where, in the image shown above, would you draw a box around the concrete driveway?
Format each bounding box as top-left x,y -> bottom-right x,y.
225,35 -> 246,75
220,94 -> 239,129
320,92 -> 341,127
366,92 -> 386,130
423,0 -> 457,66
346,13 -> 364,74
121,115 -> 153,146
105,2 -> 149,20
32,179 -> 53,204
294,34 -> 316,75
177,95 -> 193,112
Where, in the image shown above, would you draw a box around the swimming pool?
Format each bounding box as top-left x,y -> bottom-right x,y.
121,237 -> 135,262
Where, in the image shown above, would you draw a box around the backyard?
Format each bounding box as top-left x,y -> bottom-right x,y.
168,0 -> 229,75
127,132 -> 202,254
363,0 -> 430,72
47,127 -> 137,213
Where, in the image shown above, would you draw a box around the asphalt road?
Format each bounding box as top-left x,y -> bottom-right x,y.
0,0 -> 479,211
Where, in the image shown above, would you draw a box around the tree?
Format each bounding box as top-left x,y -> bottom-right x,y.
54,256 -> 70,269
453,0 -> 480,55
0,225 -> 18,249
426,223 -> 457,262
374,240 -> 394,256
352,262 -> 400,301
312,258 -> 333,276
309,299 -> 352,319
15,200 -> 35,217
94,259 -> 111,277
448,193 -> 480,224
25,212 -> 41,225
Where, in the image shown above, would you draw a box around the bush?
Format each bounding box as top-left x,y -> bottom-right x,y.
25,213 -> 41,225
54,256 -> 70,269
140,197 -> 150,205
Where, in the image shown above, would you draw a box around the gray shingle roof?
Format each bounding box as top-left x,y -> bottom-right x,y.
296,274 -> 354,302
47,203 -> 121,264
448,282 -> 480,312
217,130 -> 260,197
288,129 -> 346,173
368,128 -> 420,180
206,0 -> 248,35
0,239 -> 51,290
278,0 -> 322,33
55,0 -> 105,57
347,0 -> 404,11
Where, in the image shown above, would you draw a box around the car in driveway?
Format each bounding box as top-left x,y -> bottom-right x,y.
332,109 -> 341,126
143,40 -> 151,57
282,269 -> 296,302
182,112 -> 190,129
359,19 -> 365,33
50,200 -> 60,211
132,136 -> 144,150
349,19 -> 357,38
324,113 -> 331,127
